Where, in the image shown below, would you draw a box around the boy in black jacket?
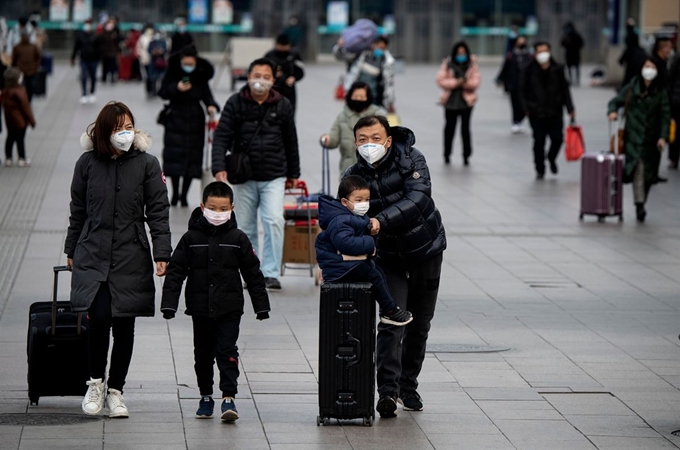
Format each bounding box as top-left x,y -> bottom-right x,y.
161,182 -> 270,422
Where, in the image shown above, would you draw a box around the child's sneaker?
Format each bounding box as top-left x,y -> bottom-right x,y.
106,388 -> 129,418
18,159 -> 31,167
220,397 -> 239,422
82,378 -> 106,415
4,159 -> 12,167
380,307 -> 413,326
196,396 -> 214,418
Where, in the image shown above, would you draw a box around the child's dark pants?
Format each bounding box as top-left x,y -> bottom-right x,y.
339,260 -> 397,312
192,315 -> 241,398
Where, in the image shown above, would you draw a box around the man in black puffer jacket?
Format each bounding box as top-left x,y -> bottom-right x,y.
212,58 -> 300,290
344,115 -> 446,418
520,41 -> 575,179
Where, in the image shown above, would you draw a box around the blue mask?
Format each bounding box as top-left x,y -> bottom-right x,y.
181,65 -> 195,73
373,48 -> 385,58
455,55 -> 468,64
178,25 -> 187,33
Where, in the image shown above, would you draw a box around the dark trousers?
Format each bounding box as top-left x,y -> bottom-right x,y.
101,56 -> 118,82
5,128 -> 27,160
192,315 -> 241,398
510,90 -> 525,124
170,176 -> 192,205
566,65 -> 580,86
337,260 -> 397,313
22,75 -> 36,102
670,112 -> 680,164
444,107 -> 473,161
80,60 -> 98,96
376,252 -> 443,397
529,115 -> 564,175
88,283 -> 136,392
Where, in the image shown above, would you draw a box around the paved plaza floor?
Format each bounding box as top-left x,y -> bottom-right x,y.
0,58 -> 679,449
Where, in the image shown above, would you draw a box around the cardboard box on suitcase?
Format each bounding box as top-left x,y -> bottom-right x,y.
317,282 -> 375,427
282,222 -> 320,264
27,266 -> 89,405
580,153 -> 624,223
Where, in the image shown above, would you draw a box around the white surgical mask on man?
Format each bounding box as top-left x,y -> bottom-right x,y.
535,52 -> 551,65
641,67 -> 658,81
349,201 -> 370,216
203,208 -> 231,226
357,140 -> 389,165
248,79 -> 273,94
110,130 -> 135,152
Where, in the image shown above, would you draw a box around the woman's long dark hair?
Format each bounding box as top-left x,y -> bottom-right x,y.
450,41 -> 471,61
87,102 -> 135,160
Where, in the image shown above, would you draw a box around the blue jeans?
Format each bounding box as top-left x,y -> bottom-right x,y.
80,60 -> 98,96
232,177 -> 285,278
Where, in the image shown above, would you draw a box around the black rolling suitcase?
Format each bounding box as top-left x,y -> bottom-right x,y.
27,266 -> 89,405
317,282 -> 375,427
33,70 -> 47,97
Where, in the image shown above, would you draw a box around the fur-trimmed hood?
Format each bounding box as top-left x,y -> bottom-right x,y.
80,129 -> 152,152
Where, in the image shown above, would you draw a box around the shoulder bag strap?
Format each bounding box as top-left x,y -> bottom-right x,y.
241,104 -> 272,154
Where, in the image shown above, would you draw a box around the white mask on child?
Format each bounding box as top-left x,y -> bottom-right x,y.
350,201 -> 370,216
203,208 -> 231,226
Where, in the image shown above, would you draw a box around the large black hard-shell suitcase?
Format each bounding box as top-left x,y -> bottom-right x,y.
317,282 -> 375,426
27,266 -> 89,405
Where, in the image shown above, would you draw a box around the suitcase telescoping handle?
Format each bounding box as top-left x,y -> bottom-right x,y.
51,265 -> 83,336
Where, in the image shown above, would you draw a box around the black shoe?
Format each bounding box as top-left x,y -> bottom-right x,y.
669,161 -> 679,170
379,307 -> 413,326
549,159 -> 558,174
265,277 -> 281,290
376,395 -> 397,418
444,156 -> 450,165
180,197 -> 188,207
398,391 -> 423,411
170,194 -> 179,207
658,176 -> 668,183
536,172 -> 545,180
463,157 -> 469,166
636,203 -> 646,223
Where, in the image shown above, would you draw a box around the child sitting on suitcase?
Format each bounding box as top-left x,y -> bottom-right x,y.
316,175 -> 413,326
161,182 -> 270,422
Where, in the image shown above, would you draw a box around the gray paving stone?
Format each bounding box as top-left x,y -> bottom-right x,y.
588,436 -> 679,450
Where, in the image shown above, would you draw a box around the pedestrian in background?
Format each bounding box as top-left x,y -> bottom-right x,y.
608,58 -> 669,222
212,58 -> 300,291
436,41 -> 480,166
11,31 -> 40,102
170,16 -> 193,55
2,67 -> 35,167
334,35 -> 396,113
520,41 -> 575,179
619,18 -> 646,89
147,31 -> 168,97
561,22 -> 584,86
264,33 -> 305,115
100,18 -> 121,84
159,46 -> 219,207
65,101 -> 171,418
5,17 -> 35,58
651,37 -> 673,89
496,35 -> 532,134
136,24 -> 154,97
668,53 -> 680,169
320,81 -> 386,176
71,19 -> 103,104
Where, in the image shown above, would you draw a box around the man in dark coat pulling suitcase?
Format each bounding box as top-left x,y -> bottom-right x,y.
343,115 -> 446,418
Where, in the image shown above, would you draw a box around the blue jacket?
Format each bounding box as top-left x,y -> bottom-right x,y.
315,195 -> 375,281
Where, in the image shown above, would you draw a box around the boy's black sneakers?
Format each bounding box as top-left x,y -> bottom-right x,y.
196,396 -> 214,418
265,277 -> 282,290
398,391 -> 423,411
376,395 -> 398,418
379,307 -> 413,326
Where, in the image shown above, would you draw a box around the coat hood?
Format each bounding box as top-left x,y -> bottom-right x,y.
80,129 -> 152,152
355,126 -> 416,169
188,206 -> 236,233
319,194 -> 355,230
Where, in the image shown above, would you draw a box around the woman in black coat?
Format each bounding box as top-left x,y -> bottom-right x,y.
65,101 -> 171,418
159,45 -> 219,207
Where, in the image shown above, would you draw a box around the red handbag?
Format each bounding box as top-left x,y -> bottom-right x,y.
334,77 -> 345,100
565,124 -> 585,161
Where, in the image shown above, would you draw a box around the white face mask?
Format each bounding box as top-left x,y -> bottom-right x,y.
248,79 -> 273,94
642,67 -> 658,81
349,201 -> 370,216
357,140 -> 389,165
536,51 -> 551,65
203,208 -> 231,226
110,130 -> 135,152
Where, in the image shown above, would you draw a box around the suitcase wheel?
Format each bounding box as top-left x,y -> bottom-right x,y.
598,216 -> 605,223
316,415 -> 322,426
579,213 -> 584,222
29,396 -> 39,406
363,416 -> 373,427
618,215 -> 623,223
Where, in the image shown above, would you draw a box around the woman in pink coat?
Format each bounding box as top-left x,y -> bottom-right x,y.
436,41 -> 481,165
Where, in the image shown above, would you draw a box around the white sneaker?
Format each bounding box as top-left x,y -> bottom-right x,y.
88,94 -> 96,104
82,378 -> 106,415
106,389 -> 129,418
4,160 -> 12,167
511,124 -> 521,134
80,96 -> 88,104
18,159 -> 31,167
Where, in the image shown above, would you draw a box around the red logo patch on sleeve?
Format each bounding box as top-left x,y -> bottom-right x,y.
161,172 -> 167,184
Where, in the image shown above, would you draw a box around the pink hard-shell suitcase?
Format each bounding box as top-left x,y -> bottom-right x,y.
579,152 -> 624,223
